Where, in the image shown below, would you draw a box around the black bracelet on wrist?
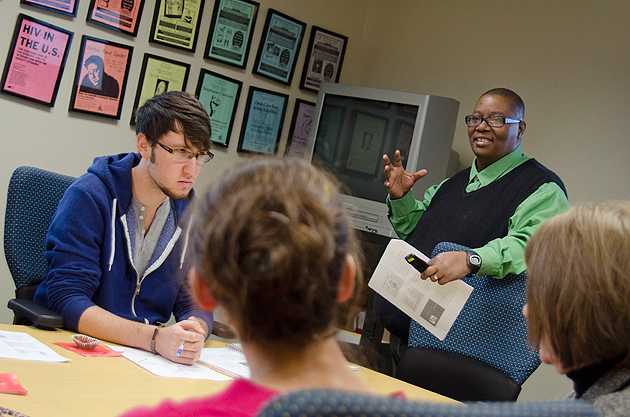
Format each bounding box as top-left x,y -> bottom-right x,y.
150,323 -> 164,354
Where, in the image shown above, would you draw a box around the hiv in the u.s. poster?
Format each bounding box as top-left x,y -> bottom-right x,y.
1,14 -> 73,106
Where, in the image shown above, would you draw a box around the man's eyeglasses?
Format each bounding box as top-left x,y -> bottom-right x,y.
154,141 -> 214,165
465,115 -> 521,127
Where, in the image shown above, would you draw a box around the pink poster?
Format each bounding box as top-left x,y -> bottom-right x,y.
1,14 -> 72,106
285,99 -> 315,158
70,36 -> 133,119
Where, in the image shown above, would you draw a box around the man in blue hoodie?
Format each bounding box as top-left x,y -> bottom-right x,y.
35,91 -> 214,365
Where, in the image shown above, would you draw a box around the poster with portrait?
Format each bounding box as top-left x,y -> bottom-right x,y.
284,99 -> 315,158
252,9 -> 305,86
204,0 -> 259,69
299,26 -> 347,93
149,0 -> 204,52
237,86 -> 288,155
86,0 -> 145,36
130,54 -> 190,125
1,14 -> 73,107
21,0 -> 79,17
195,69 -> 243,148
69,35 -> 133,119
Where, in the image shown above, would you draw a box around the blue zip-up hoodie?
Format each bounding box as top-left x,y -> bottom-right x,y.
34,153 -> 213,333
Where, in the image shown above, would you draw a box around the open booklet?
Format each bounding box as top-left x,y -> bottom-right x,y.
199,344 -> 251,379
368,239 -> 473,340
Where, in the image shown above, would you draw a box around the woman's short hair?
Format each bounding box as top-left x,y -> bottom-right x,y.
481,88 -> 525,120
525,200 -> 630,369
189,157 -> 363,347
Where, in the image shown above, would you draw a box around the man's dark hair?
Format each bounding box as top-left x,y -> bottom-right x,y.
135,91 -> 212,151
481,88 -> 525,120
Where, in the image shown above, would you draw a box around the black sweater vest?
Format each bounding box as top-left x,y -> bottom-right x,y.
410,159 -> 567,256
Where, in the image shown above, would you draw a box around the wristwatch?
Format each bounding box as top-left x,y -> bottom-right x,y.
466,250 -> 482,274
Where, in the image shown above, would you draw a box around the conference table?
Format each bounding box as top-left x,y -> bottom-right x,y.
0,324 -> 455,417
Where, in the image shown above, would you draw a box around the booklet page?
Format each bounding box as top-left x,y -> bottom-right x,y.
368,239 -> 473,340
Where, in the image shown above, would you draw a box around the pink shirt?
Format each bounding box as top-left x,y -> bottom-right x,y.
120,378 -> 279,417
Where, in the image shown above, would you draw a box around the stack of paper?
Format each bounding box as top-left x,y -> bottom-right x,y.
0,330 -> 70,362
108,345 -> 232,380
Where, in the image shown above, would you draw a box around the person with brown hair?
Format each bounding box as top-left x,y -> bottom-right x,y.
121,158 -> 376,417
524,201 -> 630,416
34,91 -> 214,364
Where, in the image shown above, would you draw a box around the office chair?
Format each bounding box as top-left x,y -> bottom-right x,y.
406,241 -> 540,387
256,389 -> 601,417
395,347 -> 521,402
4,166 -> 75,329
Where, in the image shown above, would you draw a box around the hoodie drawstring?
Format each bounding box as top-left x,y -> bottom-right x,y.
109,198 -> 117,271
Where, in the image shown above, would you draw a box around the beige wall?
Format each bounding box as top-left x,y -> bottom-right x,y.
355,0 -> 630,204
2,0 -> 629,401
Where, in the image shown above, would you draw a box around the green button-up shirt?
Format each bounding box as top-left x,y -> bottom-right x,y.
386,146 -> 570,278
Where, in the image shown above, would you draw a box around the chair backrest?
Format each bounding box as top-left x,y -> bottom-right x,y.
407,241 -> 540,385
4,166 -> 76,298
396,347 -> 521,402
256,389 -> 602,417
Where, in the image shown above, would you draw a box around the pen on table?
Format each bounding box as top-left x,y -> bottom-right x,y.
175,340 -> 186,358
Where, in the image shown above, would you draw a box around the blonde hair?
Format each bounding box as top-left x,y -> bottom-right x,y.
189,157 -> 362,346
525,201 -> 630,369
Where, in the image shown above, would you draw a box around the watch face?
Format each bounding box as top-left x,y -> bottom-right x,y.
469,254 -> 481,266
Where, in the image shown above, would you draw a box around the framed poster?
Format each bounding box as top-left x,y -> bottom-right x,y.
21,0 -> 79,17
130,54 -> 190,125
252,9 -> 306,85
86,0 -> 145,36
195,69 -> 243,148
237,86 -> 288,155
345,110 -> 389,177
284,99 -> 315,158
149,0 -> 204,52
299,26 -> 347,93
204,0 -> 259,69
1,14 -> 73,107
69,35 -> 133,119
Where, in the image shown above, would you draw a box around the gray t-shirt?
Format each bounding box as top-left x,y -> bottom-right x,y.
131,196 -> 171,278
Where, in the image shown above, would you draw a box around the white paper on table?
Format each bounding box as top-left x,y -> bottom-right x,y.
199,345 -> 251,379
106,344 -> 232,380
0,329 -> 70,362
367,239 -> 474,340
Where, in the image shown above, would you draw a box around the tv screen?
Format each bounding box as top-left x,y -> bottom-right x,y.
312,94 -> 419,203
305,83 -> 459,237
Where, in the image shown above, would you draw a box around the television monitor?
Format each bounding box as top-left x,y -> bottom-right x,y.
304,83 -> 460,238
